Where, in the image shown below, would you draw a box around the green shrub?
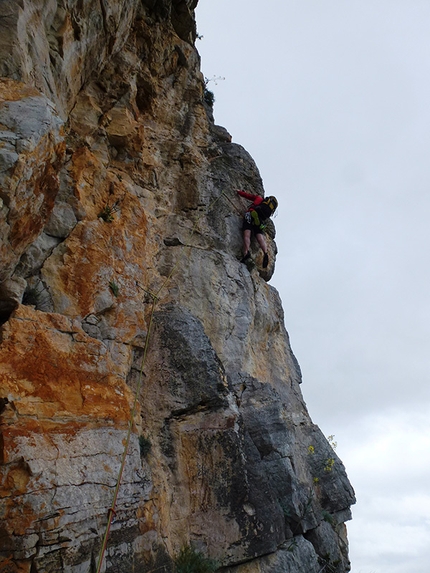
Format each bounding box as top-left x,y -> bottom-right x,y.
174,545 -> 218,573
98,200 -> 120,222
204,88 -> 215,108
109,280 -> 119,297
139,435 -> 151,458
322,510 -> 335,525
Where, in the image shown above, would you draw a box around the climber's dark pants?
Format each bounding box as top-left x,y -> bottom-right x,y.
241,220 -> 267,257
242,218 -> 263,236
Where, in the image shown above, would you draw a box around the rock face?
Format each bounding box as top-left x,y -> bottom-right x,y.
0,2 -> 355,572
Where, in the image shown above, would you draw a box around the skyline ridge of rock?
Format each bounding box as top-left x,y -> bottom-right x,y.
0,2 -> 355,572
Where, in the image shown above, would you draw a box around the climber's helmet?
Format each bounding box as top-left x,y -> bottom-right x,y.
263,196 -> 278,215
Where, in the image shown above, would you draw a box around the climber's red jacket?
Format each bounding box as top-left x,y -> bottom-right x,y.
236,190 -> 263,210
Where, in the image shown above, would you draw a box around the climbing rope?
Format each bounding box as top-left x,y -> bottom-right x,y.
205,174 -> 261,218
219,189 -> 244,217
94,188 -> 228,573
95,291 -> 158,573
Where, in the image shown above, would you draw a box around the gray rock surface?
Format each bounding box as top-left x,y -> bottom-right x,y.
0,84 -> 64,285
0,2 -> 355,572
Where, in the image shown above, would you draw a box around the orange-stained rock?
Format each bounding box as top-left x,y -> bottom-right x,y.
0,78 -> 40,102
0,2 -> 355,573
0,305 -> 133,426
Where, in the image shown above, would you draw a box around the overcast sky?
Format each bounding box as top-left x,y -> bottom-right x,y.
195,2 -> 430,572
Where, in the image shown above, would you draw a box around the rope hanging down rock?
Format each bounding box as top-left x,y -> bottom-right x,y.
94,189 -> 227,573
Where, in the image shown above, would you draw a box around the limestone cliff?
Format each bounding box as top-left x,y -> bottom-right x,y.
0,2 -> 355,572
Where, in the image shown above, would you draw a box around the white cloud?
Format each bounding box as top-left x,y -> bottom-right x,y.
339,409 -> 430,573
349,517 -> 430,573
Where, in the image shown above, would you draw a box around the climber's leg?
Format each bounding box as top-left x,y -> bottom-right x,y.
242,229 -> 251,258
256,232 -> 269,268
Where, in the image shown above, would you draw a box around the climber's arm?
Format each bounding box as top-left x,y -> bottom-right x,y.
236,189 -> 256,201
236,190 -> 263,205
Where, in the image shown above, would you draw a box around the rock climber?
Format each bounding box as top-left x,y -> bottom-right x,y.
236,190 -> 278,268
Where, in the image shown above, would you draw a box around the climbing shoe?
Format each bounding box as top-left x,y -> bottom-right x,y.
262,253 -> 269,268
241,252 -> 251,263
